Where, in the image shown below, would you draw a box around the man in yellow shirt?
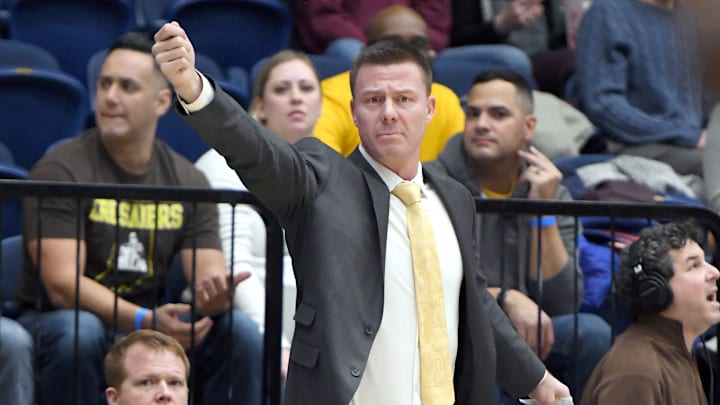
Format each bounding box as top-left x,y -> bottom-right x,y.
314,5 -> 465,162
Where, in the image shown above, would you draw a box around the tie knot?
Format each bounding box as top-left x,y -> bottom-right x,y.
392,181 -> 422,207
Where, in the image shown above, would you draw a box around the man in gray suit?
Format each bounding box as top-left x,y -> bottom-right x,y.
153,22 -> 570,405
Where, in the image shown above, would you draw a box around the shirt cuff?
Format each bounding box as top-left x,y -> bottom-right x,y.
178,71 -> 215,114
537,369 -> 548,387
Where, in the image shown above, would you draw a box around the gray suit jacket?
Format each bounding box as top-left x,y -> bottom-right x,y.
181,82 -> 545,405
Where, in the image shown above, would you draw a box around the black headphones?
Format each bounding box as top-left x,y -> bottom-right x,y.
632,259 -> 673,313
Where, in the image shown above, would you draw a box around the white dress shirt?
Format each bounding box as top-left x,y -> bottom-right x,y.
350,146 -> 463,405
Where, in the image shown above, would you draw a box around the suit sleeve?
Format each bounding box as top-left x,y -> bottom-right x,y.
480,271 -> 547,398
467,196 -> 546,398
180,81 -> 324,224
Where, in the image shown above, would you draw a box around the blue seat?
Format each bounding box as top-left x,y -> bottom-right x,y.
307,54 -> 352,80
0,143 -> 27,239
1,235 -> 23,318
0,38 -> 60,70
6,0 -> 136,84
0,68 -> 88,170
431,59 -> 487,102
168,0 -> 292,73
250,53 -> 349,92
134,0 -> 174,31
432,59 -> 538,103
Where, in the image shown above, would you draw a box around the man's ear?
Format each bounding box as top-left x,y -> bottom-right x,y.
105,387 -> 119,405
350,99 -> 358,126
524,114 -> 537,142
425,95 -> 436,125
156,88 -> 173,117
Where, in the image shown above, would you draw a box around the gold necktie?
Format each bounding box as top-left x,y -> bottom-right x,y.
392,181 -> 455,405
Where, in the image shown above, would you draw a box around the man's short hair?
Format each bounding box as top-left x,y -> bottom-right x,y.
109,31 -> 154,55
471,69 -> 534,113
104,329 -> 190,389
617,220 -> 704,316
349,38 -> 433,97
106,31 -> 168,88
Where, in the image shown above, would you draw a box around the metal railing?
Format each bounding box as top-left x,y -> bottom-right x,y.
1,179 -> 718,404
0,179 -> 285,405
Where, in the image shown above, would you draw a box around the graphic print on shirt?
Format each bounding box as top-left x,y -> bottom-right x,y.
88,198 -> 185,295
117,231 -> 148,273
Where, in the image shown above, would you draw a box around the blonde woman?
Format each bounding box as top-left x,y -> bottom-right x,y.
195,50 -> 322,379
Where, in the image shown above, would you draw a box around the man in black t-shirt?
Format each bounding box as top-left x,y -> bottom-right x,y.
16,32 -> 263,405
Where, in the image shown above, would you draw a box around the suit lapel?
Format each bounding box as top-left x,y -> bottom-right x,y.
348,149 -> 390,271
423,166 -> 476,274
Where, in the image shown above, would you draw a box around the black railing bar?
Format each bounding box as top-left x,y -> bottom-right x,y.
475,198 -> 719,221
259,209 -> 284,405
0,180 -> 261,206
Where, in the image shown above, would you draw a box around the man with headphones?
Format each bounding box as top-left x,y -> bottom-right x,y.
581,220 -> 720,405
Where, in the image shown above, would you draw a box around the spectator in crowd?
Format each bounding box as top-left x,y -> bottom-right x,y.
428,69 -> 610,402
295,0 -> 450,59
574,0 -> 705,177
104,330 -> 189,405
450,0 -> 575,97
294,0 -> 532,80
195,49 -> 322,379
15,31 -> 263,405
154,22 -> 572,405
703,104 -> 720,212
315,4 -> 466,161
0,316 -> 33,404
581,220 -> 720,404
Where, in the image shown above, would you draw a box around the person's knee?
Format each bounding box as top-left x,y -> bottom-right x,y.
0,319 -> 32,354
51,310 -> 106,355
230,312 -> 263,354
575,313 -> 611,355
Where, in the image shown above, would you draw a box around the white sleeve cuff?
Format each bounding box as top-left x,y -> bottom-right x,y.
178,71 -> 215,113
538,369 -> 548,386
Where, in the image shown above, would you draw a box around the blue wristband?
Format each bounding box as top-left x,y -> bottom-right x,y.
134,307 -> 149,331
530,216 -> 557,228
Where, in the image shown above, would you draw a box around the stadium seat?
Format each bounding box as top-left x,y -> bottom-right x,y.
432,58 -> 538,103
0,144 -> 27,239
431,59 -> 487,102
0,68 -> 88,170
134,0 -> 174,31
250,53 -> 351,91
6,0 -> 136,84
308,54 -> 353,80
1,235 -> 23,318
0,38 -> 60,70
168,0 -> 292,73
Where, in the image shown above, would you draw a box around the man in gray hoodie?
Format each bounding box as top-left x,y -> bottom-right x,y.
427,69 -> 610,404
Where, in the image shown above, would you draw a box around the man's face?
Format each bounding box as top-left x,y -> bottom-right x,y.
351,62 -> 435,172
462,79 -> 535,165
95,49 -> 171,140
105,344 -> 188,405
664,240 -> 720,335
